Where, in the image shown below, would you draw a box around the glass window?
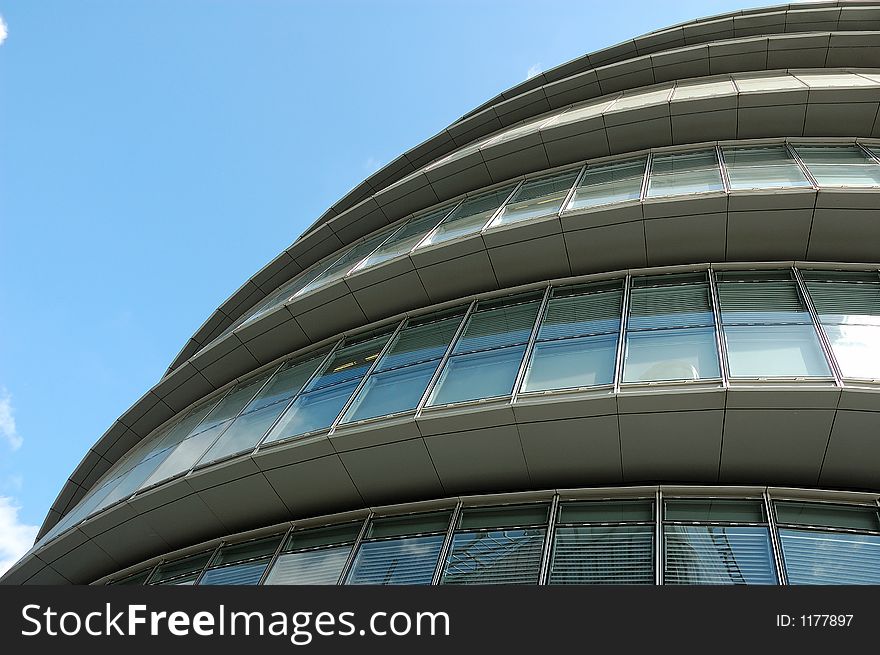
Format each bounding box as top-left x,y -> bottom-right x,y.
196,355 -> 325,466
647,149 -> 723,198
623,275 -> 720,383
522,283 -> 622,393
428,295 -> 541,406
199,536 -> 282,586
489,170 -> 580,228
148,551 -> 213,585
346,513 -> 451,585
565,157 -> 646,211
722,146 -> 810,190
794,145 -> 880,187
294,228 -> 397,297
264,334 -> 391,444
264,522 -> 362,586
663,499 -> 777,585
353,204 -> 457,271
776,502 -> 880,532
341,311 -> 466,423
804,273 -> 880,379
550,500 -> 654,585
417,185 -> 517,248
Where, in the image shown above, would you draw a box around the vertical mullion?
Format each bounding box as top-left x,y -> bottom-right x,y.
786,142 -> 820,190
414,300 -> 478,415
856,141 -> 880,166
538,494 -> 561,585
327,318 -> 408,434
339,513 -> 373,585
708,268 -> 730,387
655,489 -> 664,586
716,144 -> 731,193
792,266 -> 844,386
347,222 -> 408,278
482,179 -> 525,232
256,525 -> 294,586
764,490 -> 788,586
192,541 -> 225,586
613,275 -> 632,393
252,340 -> 344,451
511,285 -> 553,403
431,502 -> 463,585
139,560 -> 164,586
639,153 -> 653,201
557,164 -> 587,217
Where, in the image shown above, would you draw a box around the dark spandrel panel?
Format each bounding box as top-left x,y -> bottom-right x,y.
357,204 -> 458,270
549,526 -> 654,585
346,535 -> 445,585
198,561 -> 269,586
775,502 -> 880,532
341,360 -> 438,423
211,535 -> 283,566
664,525 -> 777,585
538,290 -> 622,340
560,500 -> 653,524
427,345 -> 526,405
285,523 -> 364,552
149,551 -> 213,584
780,529 -> 880,585
665,499 -> 765,523
375,315 -> 464,371
718,280 -> 810,325
459,504 -> 549,530
628,284 -> 713,330
264,546 -> 351,585
452,301 -> 541,354
367,511 -> 452,539
264,379 -> 361,442
522,334 -> 617,392
241,356 -> 326,413
441,529 -> 545,585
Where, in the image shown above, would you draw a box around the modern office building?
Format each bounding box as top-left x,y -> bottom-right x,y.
6,1 -> 880,586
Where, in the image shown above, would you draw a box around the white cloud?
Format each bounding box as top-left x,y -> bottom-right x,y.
0,388 -> 22,451
0,496 -> 38,576
0,15 -> 7,46
526,63 -> 542,80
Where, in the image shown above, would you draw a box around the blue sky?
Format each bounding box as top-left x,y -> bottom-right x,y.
0,0 -> 774,572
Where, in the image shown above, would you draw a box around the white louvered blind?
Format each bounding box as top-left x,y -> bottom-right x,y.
346,535 -> 445,585
664,526 -> 777,585
441,529 -> 545,585
263,546 -> 352,585
549,526 -> 653,584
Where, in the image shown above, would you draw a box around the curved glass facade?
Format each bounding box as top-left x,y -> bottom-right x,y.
211,139 -> 880,343
40,265 -> 880,548
105,487 -> 880,586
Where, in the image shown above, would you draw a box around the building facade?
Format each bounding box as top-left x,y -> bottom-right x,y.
5,0 -> 880,585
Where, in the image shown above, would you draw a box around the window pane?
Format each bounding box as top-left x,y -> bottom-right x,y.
240,357 -> 326,413
452,300 -> 541,354
775,502 -> 880,531
666,499 -> 764,523
823,324 -> 880,379
523,334 -> 617,392
346,535 -> 445,585
375,313 -> 464,371
356,205 -> 456,270
723,146 -> 796,168
427,345 -> 526,405
647,149 -> 722,197
726,164 -> 810,190
342,360 -> 438,423
295,228 -> 396,296
566,158 -> 646,210
196,400 -> 290,465
149,552 -> 212,584
491,171 -> 579,227
560,501 -> 653,524
623,327 -> 720,383
628,283 -> 713,330
306,337 -> 388,391
718,280 -> 810,325
367,512 -> 451,539
140,422 -> 229,489
538,288 -> 622,340
199,561 -> 269,586
724,324 -> 830,378
285,523 -> 363,551
664,526 -> 777,585
805,279 -> 880,325
195,375 -> 269,432
549,526 -> 654,584
419,186 -> 516,248
780,529 -> 880,584
264,379 -> 361,443
795,146 -> 880,186
459,505 -> 549,530
264,546 -> 351,585
441,529 -> 545,584
212,536 -> 281,566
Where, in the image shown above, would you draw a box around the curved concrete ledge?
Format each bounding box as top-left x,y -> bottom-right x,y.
11,383 -> 880,584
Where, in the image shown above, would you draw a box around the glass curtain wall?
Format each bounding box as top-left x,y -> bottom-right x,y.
264,523 -> 363,585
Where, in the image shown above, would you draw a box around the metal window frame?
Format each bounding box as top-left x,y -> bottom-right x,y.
538,494 -> 560,585
511,285 -> 552,403
792,266 -> 844,386
338,513 -> 374,585
431,502 -> 463,585
764,490 -> 788,585
708,268 -> 731,387
613,274 -> 632,394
